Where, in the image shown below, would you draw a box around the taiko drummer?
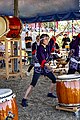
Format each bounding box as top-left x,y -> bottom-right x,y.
21,34 -> 57,107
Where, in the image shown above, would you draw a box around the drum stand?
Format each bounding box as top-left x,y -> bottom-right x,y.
56,105 -> 80,113
0,36 -> 22,79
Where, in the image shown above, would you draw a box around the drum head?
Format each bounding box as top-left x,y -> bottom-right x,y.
0,89 -> 12,98
57,74 -> 80,80
0,17 -> 7,36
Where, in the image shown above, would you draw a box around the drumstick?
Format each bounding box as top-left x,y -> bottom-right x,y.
0,29 -> 10,38
55,22 -> 69,38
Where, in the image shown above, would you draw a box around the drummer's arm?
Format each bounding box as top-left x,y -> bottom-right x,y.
40,58 -> 53,72
40,53 -> 52,69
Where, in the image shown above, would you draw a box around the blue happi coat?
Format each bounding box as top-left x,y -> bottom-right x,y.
34,37 -> 55,74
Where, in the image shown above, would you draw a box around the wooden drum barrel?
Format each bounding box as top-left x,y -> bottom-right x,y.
56,74 -> 80,106
0,16 -> 22,38
0,89 -> 18,120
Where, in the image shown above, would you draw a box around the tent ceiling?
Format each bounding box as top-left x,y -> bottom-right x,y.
0,0 -> 79,23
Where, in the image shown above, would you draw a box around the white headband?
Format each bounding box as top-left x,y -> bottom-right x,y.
40,37 -> 49,41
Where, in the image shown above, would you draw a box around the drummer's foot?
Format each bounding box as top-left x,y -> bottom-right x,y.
47,93 -> 57,98
21,98 -> 28,107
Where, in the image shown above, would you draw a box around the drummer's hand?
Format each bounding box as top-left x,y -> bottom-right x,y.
48,61 -> 51,65
45,63 -> 52,71
45,61 -> 52,66
45,63 -> 49,67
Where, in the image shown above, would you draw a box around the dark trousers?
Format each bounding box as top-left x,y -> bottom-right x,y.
30,70 -> 56,87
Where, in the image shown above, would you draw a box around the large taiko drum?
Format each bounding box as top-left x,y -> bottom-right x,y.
0,16 -> 22,38
0,89 -> 18,120
56,74 -> 80,106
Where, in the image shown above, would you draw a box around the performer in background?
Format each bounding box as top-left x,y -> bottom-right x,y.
62,34 -> 70,50
70,36 -> 76,49
0,42 -> 5,68
67,33 -> 80,74
26,35 -> 40,76
49,32 -> 64,63
21,34 -> 57,107
25,32 -> 32,64
25,32 -> 32,48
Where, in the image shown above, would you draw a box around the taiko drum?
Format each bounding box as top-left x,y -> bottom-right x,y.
0,16 -> 22,38
56,74 -> 80,106
0,89 -> 18,120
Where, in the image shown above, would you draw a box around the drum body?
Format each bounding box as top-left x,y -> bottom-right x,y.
0,89 -> 18,120
0,16 -> 22,38
56,74 -> 80,106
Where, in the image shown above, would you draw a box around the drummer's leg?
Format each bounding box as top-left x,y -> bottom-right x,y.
25,71 -> 41,99
45,72 -> 57,98
21,71 -> 41,107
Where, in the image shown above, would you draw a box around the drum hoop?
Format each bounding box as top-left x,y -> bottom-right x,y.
58,103 -> 80,107
0,16 -> 7,36
0,89 -> 12,97
57,78 -> 80,81
3,16 -> 9,32
0,93 -> 16,103
2,16 -> 9,31
0,16 -> 10,37
57,74 -> 80,80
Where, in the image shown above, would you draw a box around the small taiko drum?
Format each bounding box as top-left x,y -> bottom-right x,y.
0,89 -> 18,120
56,74 -> 80,106
0,16 -> 22,38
